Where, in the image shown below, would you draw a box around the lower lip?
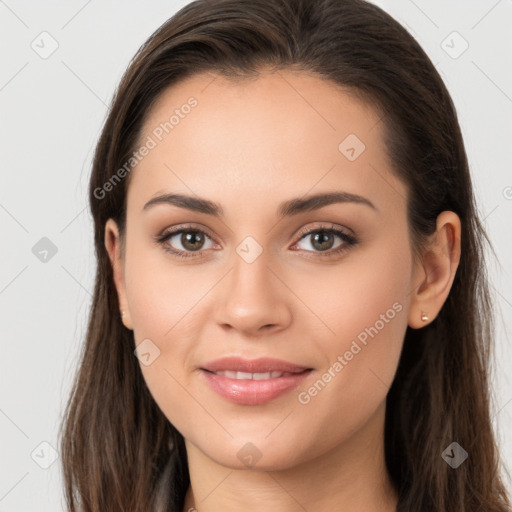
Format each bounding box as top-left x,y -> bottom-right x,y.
200,369 -> 312,405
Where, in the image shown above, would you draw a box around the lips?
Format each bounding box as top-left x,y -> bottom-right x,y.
201,356 -> 311,374
199,357 -> 313,405
211,370 -> 298,380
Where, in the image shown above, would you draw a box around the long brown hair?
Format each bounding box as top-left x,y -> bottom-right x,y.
59,0 -> 511,510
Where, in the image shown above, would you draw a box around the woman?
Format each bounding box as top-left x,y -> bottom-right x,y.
59,0 -> 511,510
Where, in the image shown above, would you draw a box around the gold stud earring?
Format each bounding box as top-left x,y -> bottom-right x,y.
421,311 -> 428,322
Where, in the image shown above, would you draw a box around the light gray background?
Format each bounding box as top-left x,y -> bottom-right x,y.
1,1 -> 511,510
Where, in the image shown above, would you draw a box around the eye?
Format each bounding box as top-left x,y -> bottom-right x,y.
155,224 -> 218,259
290,224 -> 358,258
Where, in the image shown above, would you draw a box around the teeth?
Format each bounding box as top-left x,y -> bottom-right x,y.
213,370 -> 295,379
236,371 -> 253,380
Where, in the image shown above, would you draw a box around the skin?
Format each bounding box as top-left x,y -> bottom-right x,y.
104,69 -> 461,511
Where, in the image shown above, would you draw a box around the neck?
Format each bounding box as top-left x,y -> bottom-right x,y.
182,402 -> 398,512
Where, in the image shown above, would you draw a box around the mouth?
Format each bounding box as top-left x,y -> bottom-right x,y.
199,357 -> 313,405
200,356 -> 312,374
203,369 -> 305,379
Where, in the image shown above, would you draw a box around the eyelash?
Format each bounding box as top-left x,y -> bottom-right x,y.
154,223 -> 358,260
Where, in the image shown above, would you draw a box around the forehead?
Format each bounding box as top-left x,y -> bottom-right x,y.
127,69 -> 405,215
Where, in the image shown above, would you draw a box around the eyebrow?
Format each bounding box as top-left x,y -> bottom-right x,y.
142,191 -> 378,217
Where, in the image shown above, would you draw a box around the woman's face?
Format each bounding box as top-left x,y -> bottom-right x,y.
107,69 -> 421,470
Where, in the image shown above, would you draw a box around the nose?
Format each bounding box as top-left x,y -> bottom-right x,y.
213,252 -> 293,337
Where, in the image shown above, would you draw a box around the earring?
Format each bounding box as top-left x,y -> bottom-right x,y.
421,311 -> 428,322
120,310 -> 125,318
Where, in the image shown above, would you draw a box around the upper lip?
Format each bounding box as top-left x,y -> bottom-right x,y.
201,357 -> 312,374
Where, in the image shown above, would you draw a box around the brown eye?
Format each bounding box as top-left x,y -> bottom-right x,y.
294,227 -> 356,255
156,226 -> 217,259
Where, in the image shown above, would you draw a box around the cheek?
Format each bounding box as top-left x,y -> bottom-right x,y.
126,265 -> 209,408
124,251 -> 206,433
317,231 -> 411,340
303,237 -> 411,393
288,244 -> 410,452
124,239 -> 205,342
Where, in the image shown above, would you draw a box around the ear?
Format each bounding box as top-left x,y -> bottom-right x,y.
104,218 -> 133,330
408,211 -> 461,329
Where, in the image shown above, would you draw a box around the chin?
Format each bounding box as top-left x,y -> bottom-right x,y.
202,440 -> 309,472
